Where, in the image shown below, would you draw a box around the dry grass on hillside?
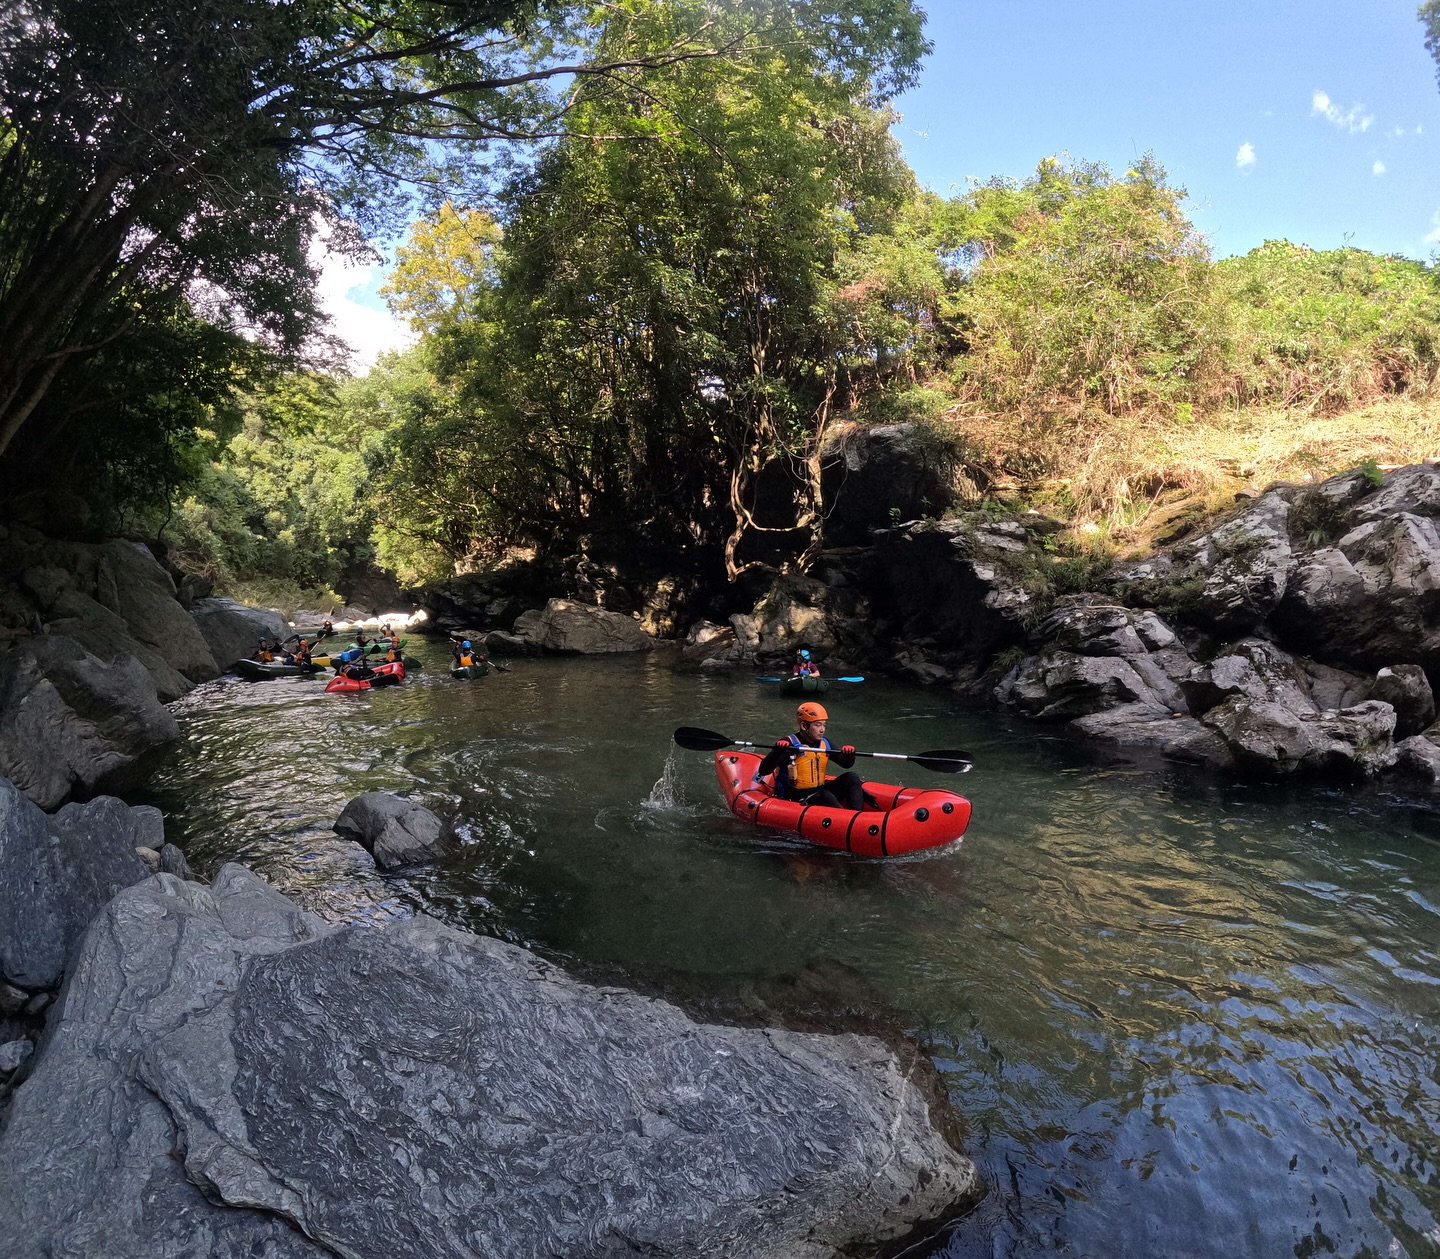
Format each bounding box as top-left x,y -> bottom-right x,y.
943,397 -> 1440,557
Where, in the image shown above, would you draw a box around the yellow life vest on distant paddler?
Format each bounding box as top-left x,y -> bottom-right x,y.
784,734 -> 830,792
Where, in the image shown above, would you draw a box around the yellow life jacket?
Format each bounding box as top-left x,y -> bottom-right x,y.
257,649 -> 274,662
783,734 -> 830,793
459,653 -> 474,667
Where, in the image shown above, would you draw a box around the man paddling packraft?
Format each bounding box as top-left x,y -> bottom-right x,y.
452,638 -> 485,668
254,637 -> 275,663
288,638 -> 313,666
756,702 -> 867,810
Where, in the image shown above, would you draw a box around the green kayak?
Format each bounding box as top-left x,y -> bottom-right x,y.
234,658 -> 323,680
450,662 -> 491,680
779,675 -> 830,697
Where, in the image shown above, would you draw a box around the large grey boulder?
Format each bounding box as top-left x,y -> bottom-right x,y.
820,422 -> 969,546
0,635 -> 178,808
92,540 -> 219,684
190,596 -> 290,671
0,780 -> 154,990
513,598 -> 658,654
0,866 -> 978,1258
1348,463 -> 1440,524
1392,733 -> 1440,788
1180,638 -> 1316,716
866,518 -> 1041,675
1367,664 -> 1435,738
1273,512 -> 1440,676
729,573 -> 873,664
333,792 -> 457,870
998,650 -> 1166,721
1201,697 -> 1397,776
3,530 -> 218,700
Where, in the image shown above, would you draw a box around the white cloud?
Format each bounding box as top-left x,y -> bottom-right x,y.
1424,212 -> 1440,246
1235,142 -> 1256,171
314,247 -> 415,372
1373,160 -> 1387,176
1312,90 -> 1374,134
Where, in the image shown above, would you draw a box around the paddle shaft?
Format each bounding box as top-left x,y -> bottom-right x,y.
672,727 -> 970,772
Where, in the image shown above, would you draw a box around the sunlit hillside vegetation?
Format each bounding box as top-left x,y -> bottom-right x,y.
3,0 -> 1435,600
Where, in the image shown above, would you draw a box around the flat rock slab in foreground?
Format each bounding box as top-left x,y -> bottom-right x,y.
0,866 -> 978,1259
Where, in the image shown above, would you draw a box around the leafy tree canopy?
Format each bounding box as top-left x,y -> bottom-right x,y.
0,0 -> 930,488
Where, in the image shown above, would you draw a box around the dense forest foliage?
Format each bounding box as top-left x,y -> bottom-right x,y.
4,0 -> 1439,604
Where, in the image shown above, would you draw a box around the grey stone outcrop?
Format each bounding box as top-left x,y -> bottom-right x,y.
1117,491 -> 1295,632
0,779 -> 155,990
0,636 -> 178,808
1201,697 -> 1398,776
2,533 -> 219,700
190,596 -> 290,671
512,598 -> 658,654
1275,513 -> 1440,674
333,792 -> 457,870
1367,664 -> 1435,739
0,865 -> 979,1258
819,421 -> 971,546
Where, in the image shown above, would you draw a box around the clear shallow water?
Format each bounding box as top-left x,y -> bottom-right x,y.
110,641 -> 1440,1258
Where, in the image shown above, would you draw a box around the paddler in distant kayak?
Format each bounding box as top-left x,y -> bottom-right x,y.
756,702 -> 866,810
253,637 -> 275,662
451,638 -> 485,668
789,648 -> 820,678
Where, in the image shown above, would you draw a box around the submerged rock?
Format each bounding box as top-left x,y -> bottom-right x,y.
0,865 -> 979,1258
333,792 -> 457,870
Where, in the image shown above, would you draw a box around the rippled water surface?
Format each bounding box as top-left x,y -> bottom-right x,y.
112,641 -> 1440,1258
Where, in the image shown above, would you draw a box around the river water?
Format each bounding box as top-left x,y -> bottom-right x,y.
110,639 -> 1440,1258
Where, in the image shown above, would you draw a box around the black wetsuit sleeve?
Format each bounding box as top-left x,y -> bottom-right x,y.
757,744 -> 796,777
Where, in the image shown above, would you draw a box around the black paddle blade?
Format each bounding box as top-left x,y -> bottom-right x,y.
911,750 -> 973,774
673,726 -> 734,751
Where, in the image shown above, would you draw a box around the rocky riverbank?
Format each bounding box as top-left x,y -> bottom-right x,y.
0,777 -> 981,1258
0,523 -> 297,808
419,432 -> 1440,794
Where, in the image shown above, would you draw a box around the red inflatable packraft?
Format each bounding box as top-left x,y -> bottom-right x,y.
714,750 -> 970,856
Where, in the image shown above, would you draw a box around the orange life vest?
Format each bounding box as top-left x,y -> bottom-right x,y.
781,734 -> 830,794
458,653 -> 475,667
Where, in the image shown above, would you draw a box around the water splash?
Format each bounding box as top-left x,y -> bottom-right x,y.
643,744 -> 685,811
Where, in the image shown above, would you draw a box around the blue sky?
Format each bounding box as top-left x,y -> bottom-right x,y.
892,0 -> 1440,260
333,0 -> 1440,364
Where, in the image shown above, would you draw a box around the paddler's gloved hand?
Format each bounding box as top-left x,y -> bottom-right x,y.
774,740 -> 799,756
839,745 -> 855,756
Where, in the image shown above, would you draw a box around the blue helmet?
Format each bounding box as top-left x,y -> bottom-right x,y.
462,640 -> 472,648
799,649 -> 811,660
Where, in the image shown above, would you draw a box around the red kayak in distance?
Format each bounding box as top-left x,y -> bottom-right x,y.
714,750 -> 970,857
324,661 -> 406,694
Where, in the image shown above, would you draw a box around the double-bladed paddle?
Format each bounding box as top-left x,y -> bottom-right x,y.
758,675 -> 865,683
672,727 -> 972,774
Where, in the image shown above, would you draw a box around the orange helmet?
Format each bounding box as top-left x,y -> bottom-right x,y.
796,701 -> 828,723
